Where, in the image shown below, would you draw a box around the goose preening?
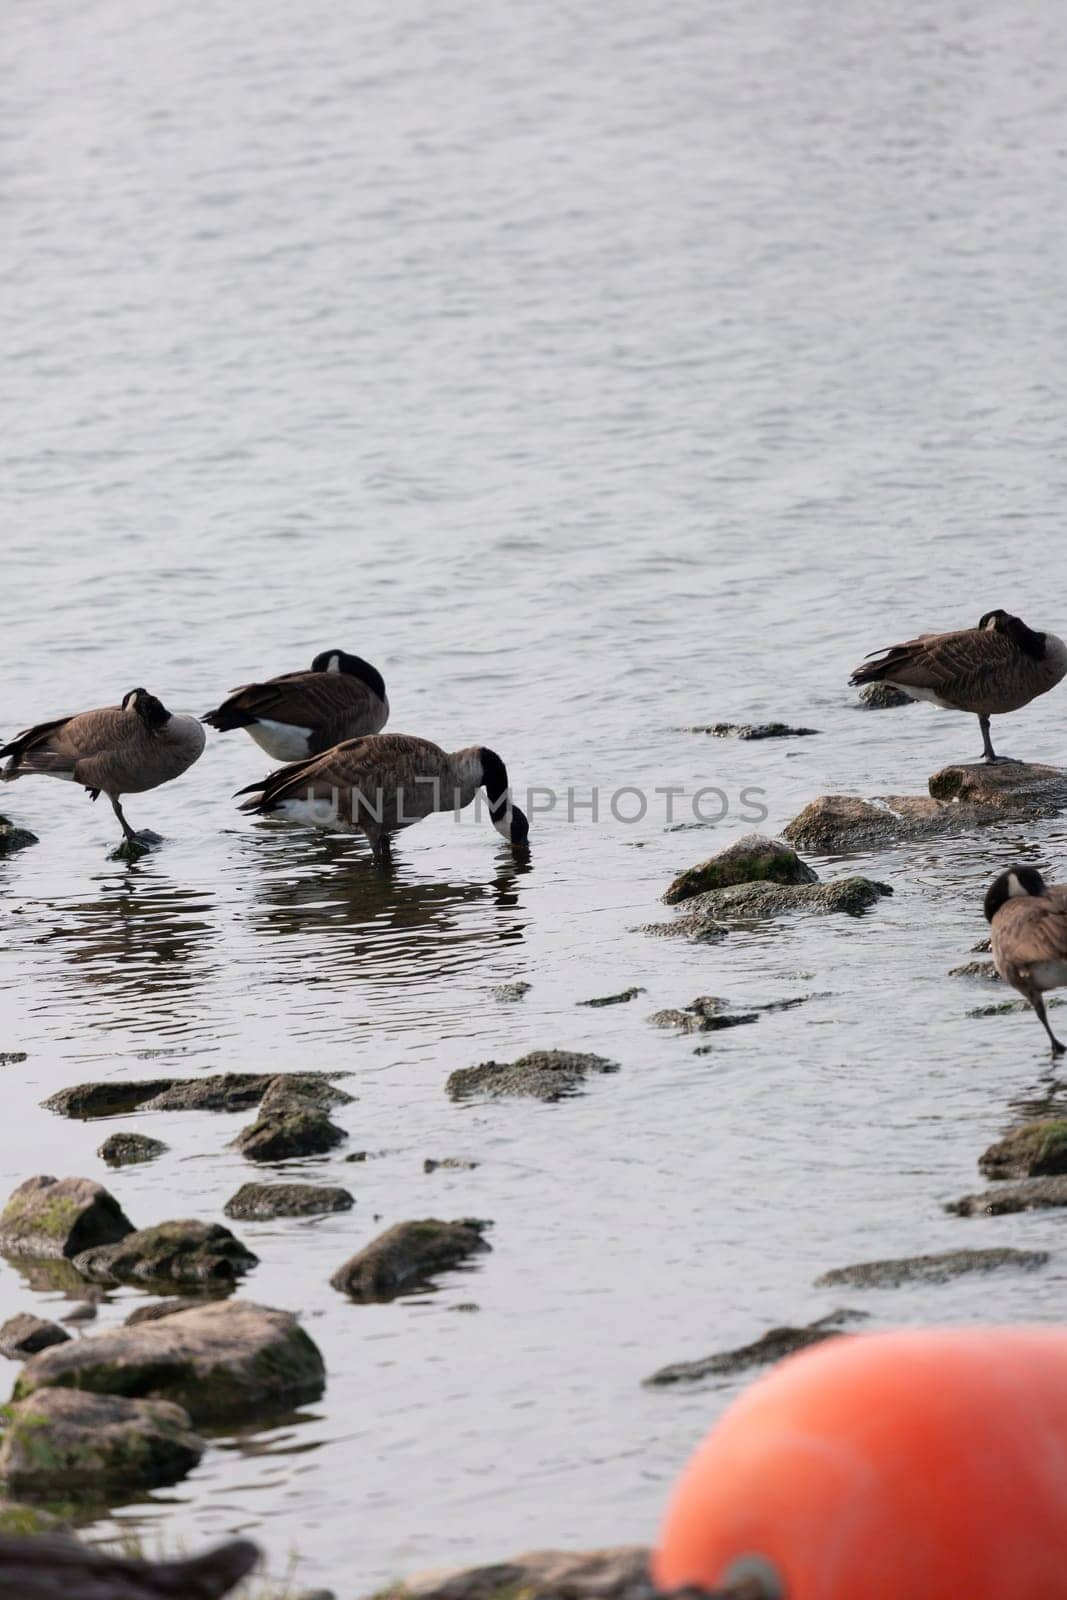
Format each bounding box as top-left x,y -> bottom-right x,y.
0,689 -> 205,846
203,649 -> 388,761
235,732 -> 530,857
849,609 -> 1067,761
984,865 -> 1067,1055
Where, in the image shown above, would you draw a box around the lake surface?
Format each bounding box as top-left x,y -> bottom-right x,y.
4,0 -> 1067,1589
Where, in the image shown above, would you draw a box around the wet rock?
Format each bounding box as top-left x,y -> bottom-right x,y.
256,1075 -> 353,1115
224,1183 -> 354,1220
0,1314 -> 71,1360
72,1220 -> 258,1286
815,1248 -> 1048,1289
928,761 -> 1067,808
331,1219 -> 490,1302
0,1388 -> 203,1496
857,682 -> 914,709
0,1534 -> 258,1597
0,1176 -> 134,1261
42,1071 -> 350,1120
640,916 -> 730,942
661,878 -> 891,928
948,1176 -> 1067,1216
968,997 -> 1064,1018
644,1310 -> 864,1386
0,1052 -> 27,1067
663,833 -> 818,906
491,982 -> 530,1002
423,1159 -> 479,1174
979,1120 -> 1067,1179
97,1132 -> 168,1168
948,960 -> 1000,982
231,1099 -> 347,1162
446,1050 -> 619,1103
125,1298 -> 203,1326
686,722 -> 819,739
13,1299 -> 325,1422
972,935 -> 993,953
378,1547 -> 653,1600
0,816 -> 38,856
648,998 -> 759,1034
577,987 -> 644,1007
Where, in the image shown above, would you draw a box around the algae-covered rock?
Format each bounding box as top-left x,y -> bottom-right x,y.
491,982 -> 531,1002
0,816 -> 38,856
663,833 -> 818,906
97,1132 -> 168,1168
13,1299 -> 325,1423
576,987 -> 644,1007
948,1176 -> 1067,1216
42,1071 -> 350,1120
423,1158 -> 479,1174
257,1076 -> 352,1115
446,1050 -> 619,1103
647,996 -> 758,1035
0,1177 -> 134,1261
857,682 -> 914,709
232,1106 -> 347,1162
0,1388 -> 203,1496
686,722 -> 819,740
656,879 -> 891,933
380,1547 -> 653,1600
948,960 -> 1000,982
814,1248 -> 1048,1289
979,1121 -> 1067,1179
72,1220 -> 257,1286
331,1219 -> 490,1302
0,1314 -> 71,1360
224,1183 -> 354,1221
645,1310 -> 864,1387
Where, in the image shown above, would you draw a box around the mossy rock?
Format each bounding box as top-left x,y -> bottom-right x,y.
446,1051 -> 619,1104
72,1220 -> 257,1286
0,1314 -> 71,1360
224,1183 -> 354,1221
0,1176 -> 134,1261
663,833 -> 818,905
331,1219 -> 491,1301
979,1121 -> 1067,1179
0,817 -> 38,857
0,1388 -> 203,1495
42,1071 -> 350,1120
97,1132 -> 168,1168
232,1106 -> 347,1162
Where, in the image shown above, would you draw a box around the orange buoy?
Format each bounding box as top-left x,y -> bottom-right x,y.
653,1326 -> 1067,1599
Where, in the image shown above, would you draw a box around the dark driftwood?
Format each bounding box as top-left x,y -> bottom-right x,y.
0,1535 -> 258,1599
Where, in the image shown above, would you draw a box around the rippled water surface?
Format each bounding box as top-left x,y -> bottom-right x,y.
5,0 -> 1067,1588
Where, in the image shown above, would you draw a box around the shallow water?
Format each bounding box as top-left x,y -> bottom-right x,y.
4,0 -> 1067,1588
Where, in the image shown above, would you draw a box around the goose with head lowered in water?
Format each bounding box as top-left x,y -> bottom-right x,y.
984,865 -> 1067,1055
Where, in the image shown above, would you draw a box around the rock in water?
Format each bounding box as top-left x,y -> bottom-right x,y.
0,1176 -> 134,1261
371,1546 -> 654,1600
72,1220 -> 258,1285
0,1314 -> 71,1360
576,987 -> 644,1007
685,722 -> 819,739
224,1183 -> 354,1220
13,1300 -> 325,1423
0,1534 -> 258,1599
446,1050 -> 619,1103
646,878 -> 890,938
947,1177 -> 1067,1216
814,1248 -> 1048,1289
0,1389 -> 203,1495
42,1071 -> 350,1120
857,682 -> 914,708
644,1312 -> 864,1386
97,1133 -> 168,1167
0,816 -> 38,856
663,833 -> 818,905
647,997 -> 758,1035
331,1219 -> 490,1301
979,1121 -> 1067,1179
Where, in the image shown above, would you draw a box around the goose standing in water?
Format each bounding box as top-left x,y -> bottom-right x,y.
850,609 -> 1067,761
203,649 -> 388,761
0,689 -> 205,846
236,732 -> 529,857
984,866 -> 1067,1055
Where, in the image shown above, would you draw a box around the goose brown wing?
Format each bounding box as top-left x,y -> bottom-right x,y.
851,627 -> 1016,694
992,898 -> 1067,967
1,706 -> 125,774
205,671 -> 380,733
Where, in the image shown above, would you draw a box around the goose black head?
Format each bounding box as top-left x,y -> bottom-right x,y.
479,747 -> 530,849
122,687 -> 170,729
310,650 -> 386,699
984,864 -> 1048,922
977,610 -> 1047,659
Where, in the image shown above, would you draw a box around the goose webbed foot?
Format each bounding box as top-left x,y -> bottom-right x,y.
981,753 -> 1024,765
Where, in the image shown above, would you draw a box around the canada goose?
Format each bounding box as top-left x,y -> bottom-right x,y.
235,732 -> 530,857
849,609 -> 1067,761
203,649 -> 388,761
984,865 -> 1067,1054
0,689 -> 205,846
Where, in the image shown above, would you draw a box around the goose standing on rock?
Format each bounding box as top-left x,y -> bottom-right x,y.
984,865 -> 1067,1054
203,650 -> 388,761
236,733 -> 530,858
0,689 -> 205,846
850,609 -> 1067,761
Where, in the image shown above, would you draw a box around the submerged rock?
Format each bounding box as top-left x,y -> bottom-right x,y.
331,1219 -> 490,1302
576,987 -> 645,1007
640,916 -> 730,942
648,998 -> 758,1035
663,833 -> 817,906
13,1299 -> 325,1422
686,722 -> 819,740
72,1220 -> 258,1286
857,682 -> 914,709
948,1177 -> 1067,1216
979,1121 -> 1067,1179
42,1071 -> 350,1120
0,1536 -> 258,1597
0,816 -> 38,856
446,1050 -> 619,1103
491,982 -> 531,1002
0,1052 -> 27,1067
364,1547 -> 651,1600
948,960 -> 1000,982
231,1102 -> 347,1162
645,1311 -> 865,1387
0,1388 -> 203,1495
0,1313 -> 71,1360
814,1248 -> 1048,1289
656,878 -> 891,934
97,1132 -> 168,1167
0,1176 -> 133,1261
224,1183 -> 354,1220
423,1158 -> 479,1174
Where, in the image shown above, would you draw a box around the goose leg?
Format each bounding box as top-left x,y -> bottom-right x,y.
978,715 -> 1021,764
109,796 -> 161,849
1032,993 -> 1066,1056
